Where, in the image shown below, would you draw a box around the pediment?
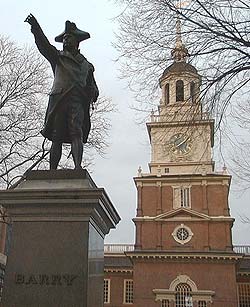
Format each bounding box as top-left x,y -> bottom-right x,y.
154,208 -> 210,221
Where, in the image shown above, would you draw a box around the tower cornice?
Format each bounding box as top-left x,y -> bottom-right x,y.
134,173 -> 231,186
125,251 -> 242,262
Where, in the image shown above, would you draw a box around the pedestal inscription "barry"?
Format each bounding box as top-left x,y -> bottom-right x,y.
15,274 -> 78,286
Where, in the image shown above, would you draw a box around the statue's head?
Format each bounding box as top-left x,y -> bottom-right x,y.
55,21 -> 90,51
62,33 -> 79,52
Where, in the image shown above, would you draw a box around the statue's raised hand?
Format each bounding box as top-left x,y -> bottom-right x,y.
24,14 -> 38,27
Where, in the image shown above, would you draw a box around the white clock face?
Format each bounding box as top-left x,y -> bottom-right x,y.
169,133 -> 191,155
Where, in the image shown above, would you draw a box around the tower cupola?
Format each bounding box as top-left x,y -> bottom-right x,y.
159,16 -> 200,106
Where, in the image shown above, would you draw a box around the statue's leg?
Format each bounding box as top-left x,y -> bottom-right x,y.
50,141 -> 63,170
71,137 -> 83,169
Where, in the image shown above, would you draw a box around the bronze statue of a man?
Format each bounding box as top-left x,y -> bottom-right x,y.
25,14 -> 99,169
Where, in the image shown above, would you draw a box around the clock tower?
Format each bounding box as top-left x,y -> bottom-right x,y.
148,20 -> 214,176
128,18 -> 239,307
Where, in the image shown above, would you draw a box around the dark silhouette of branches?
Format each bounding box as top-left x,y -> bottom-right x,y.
0,35 -> 51,188
114,0 -> 250,120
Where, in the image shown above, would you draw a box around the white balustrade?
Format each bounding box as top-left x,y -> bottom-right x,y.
104,244 -> 134,253
233,245 -> 250,254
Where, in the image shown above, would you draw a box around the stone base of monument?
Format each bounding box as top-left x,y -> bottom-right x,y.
0,170 -> 120,307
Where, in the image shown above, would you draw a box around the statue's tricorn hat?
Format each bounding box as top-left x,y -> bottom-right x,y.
55,20 -> 90,43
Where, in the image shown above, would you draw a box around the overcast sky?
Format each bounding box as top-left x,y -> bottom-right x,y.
1,0 -> 250,245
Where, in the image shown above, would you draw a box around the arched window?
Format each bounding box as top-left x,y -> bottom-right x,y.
153,275 -> 212,306
175,283 -> 192,307
165,83 -> 170,104
176,80 -> 184,102
190,81 -> 196,103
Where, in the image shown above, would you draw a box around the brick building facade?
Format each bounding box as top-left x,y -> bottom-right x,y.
103,19 -> 250,307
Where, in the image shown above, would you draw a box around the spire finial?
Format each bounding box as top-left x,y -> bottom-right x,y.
171,13 -> 188,62
176,14 -> 182,46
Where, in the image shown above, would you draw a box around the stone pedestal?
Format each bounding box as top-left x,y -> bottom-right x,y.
0,170 -> 120,307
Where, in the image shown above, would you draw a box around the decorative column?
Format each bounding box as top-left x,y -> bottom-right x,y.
135,222 -> 142,250
136,182 -> 143,217
156,182 -> 162,215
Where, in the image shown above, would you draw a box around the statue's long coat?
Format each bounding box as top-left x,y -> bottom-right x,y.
31,23 -> 99,143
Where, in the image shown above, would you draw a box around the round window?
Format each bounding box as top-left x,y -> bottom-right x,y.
172,224 -> 193,245
176,227 -> 189,241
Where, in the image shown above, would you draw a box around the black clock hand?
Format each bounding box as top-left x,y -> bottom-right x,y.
176,138 -> 187,148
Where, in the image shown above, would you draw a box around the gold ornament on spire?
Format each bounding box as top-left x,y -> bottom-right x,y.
175,0 -> 191,9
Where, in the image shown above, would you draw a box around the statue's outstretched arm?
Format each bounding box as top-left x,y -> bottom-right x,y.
25,14 -> 58,67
